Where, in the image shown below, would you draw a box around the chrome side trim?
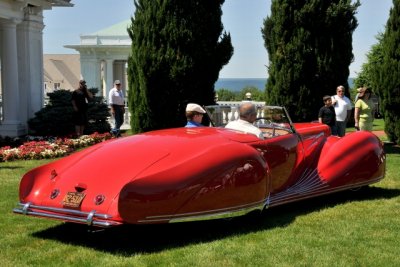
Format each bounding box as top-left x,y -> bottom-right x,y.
269,175 -> 385,208
13,202 -> 121,228
138,198 -> 269,223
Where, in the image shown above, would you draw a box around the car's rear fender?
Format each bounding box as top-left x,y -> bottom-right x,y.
117,142 -> 269,224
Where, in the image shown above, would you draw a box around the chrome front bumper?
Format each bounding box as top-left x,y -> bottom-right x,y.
13,202 -> 122,228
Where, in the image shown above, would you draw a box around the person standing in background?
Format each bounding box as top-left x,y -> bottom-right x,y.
331,85 -> 352,137
108,80 -> 125,137
71,80 -> 93,137
354,87 -> 375,131
318,95 -> 338,136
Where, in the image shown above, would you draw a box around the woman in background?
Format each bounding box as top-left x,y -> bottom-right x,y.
354,87 -> 375,131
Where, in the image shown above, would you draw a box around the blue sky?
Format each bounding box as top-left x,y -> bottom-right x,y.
43,0 -> 393,78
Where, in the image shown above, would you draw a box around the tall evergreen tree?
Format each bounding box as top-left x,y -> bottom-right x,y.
127,0 -> 233,133
262,0 -> 359,121
353,34 -> 384,91
377,0 -> 400,144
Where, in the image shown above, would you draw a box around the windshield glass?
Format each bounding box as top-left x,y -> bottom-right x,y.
205,104 -> 293,130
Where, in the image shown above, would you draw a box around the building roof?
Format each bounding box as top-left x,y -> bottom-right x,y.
50,0 -> 74,7
65,20 -> 131,50
92,19 -> 131,36
44,54 -> 81,91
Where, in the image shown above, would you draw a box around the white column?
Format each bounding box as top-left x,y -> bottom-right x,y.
1,20 -> 21,124
105,59 -> 114,103
17,16 -> 45,125
93,59 -> 101,95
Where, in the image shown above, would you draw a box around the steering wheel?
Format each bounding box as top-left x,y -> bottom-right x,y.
255,117 -> 272,125
255,117 -> 276,137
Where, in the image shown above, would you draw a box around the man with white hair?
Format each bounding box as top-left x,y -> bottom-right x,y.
225,102 -> 264,139
331,85 -> 352,137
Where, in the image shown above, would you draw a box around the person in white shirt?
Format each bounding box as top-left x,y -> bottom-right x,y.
331,85 -> 352,137
225,102 -> 264,139
108,80 -> 125,137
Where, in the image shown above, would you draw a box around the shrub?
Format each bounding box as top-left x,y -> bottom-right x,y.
28,88 -> 111,136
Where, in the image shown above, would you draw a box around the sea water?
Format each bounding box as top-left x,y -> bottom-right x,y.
215,78 -> 266,92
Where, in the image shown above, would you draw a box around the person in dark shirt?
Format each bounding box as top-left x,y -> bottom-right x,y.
71,80 -> 93,137
318,95 -> 338,136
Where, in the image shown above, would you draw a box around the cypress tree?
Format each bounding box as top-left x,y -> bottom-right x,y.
378,0 -> 400,144
127,0 -> 233,133
262,0 -> 359,121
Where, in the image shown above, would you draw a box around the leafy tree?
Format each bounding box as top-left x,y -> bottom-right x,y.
262,0 -> 359,121
127,0 -> 233,133
354,33 -> 384,91
28,89 -> 110,136
239,87 -> 264,101
376,1 -> 400,144
216,88 -> 236,101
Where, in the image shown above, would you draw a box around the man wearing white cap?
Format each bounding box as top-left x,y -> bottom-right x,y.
185,103 -> 206,127
108,80 -> 125,137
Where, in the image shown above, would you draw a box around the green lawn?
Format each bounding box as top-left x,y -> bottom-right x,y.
1,133 -> 399,267
346,118 -> 385,133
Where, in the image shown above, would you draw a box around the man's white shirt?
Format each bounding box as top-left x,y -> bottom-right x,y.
225,119 -> 264,139
108,87 -> 124,105
332,95 -> 352,121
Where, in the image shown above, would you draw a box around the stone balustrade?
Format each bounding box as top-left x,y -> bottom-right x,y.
206,101 -> 266,126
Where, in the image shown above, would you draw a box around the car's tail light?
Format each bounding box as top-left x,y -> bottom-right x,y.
94,194 -> 105,205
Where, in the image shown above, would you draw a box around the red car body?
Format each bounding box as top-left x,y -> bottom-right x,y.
13,106 -> 385,227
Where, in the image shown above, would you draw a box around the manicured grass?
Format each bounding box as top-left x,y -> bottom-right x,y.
1,139 -> 399,266
372,118 -> 385,131
346,118 -> 385,133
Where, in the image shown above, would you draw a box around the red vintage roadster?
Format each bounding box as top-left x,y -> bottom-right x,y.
13,105 -> 385,227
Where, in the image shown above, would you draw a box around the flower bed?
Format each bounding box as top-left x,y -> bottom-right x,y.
0,132 -> 112,162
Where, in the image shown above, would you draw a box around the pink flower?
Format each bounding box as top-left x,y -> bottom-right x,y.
0,132 -> 113,162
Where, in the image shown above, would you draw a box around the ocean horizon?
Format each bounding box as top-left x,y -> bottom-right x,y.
215,78 -> 355,92
215,78 -> 266,92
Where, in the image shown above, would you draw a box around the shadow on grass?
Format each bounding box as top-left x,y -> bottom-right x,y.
0,165 -> 22,170
32,186 -> 400,256
384,142 -> 400,155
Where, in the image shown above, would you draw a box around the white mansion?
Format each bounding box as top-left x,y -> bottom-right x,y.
0,0 -> 131,137
0,0 -> 73,137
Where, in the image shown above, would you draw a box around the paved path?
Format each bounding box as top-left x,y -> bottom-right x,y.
372,130 -> 386,137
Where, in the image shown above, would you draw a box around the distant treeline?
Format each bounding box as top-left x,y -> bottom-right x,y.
215,78 -> 355,92
216,78 -> 355,101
